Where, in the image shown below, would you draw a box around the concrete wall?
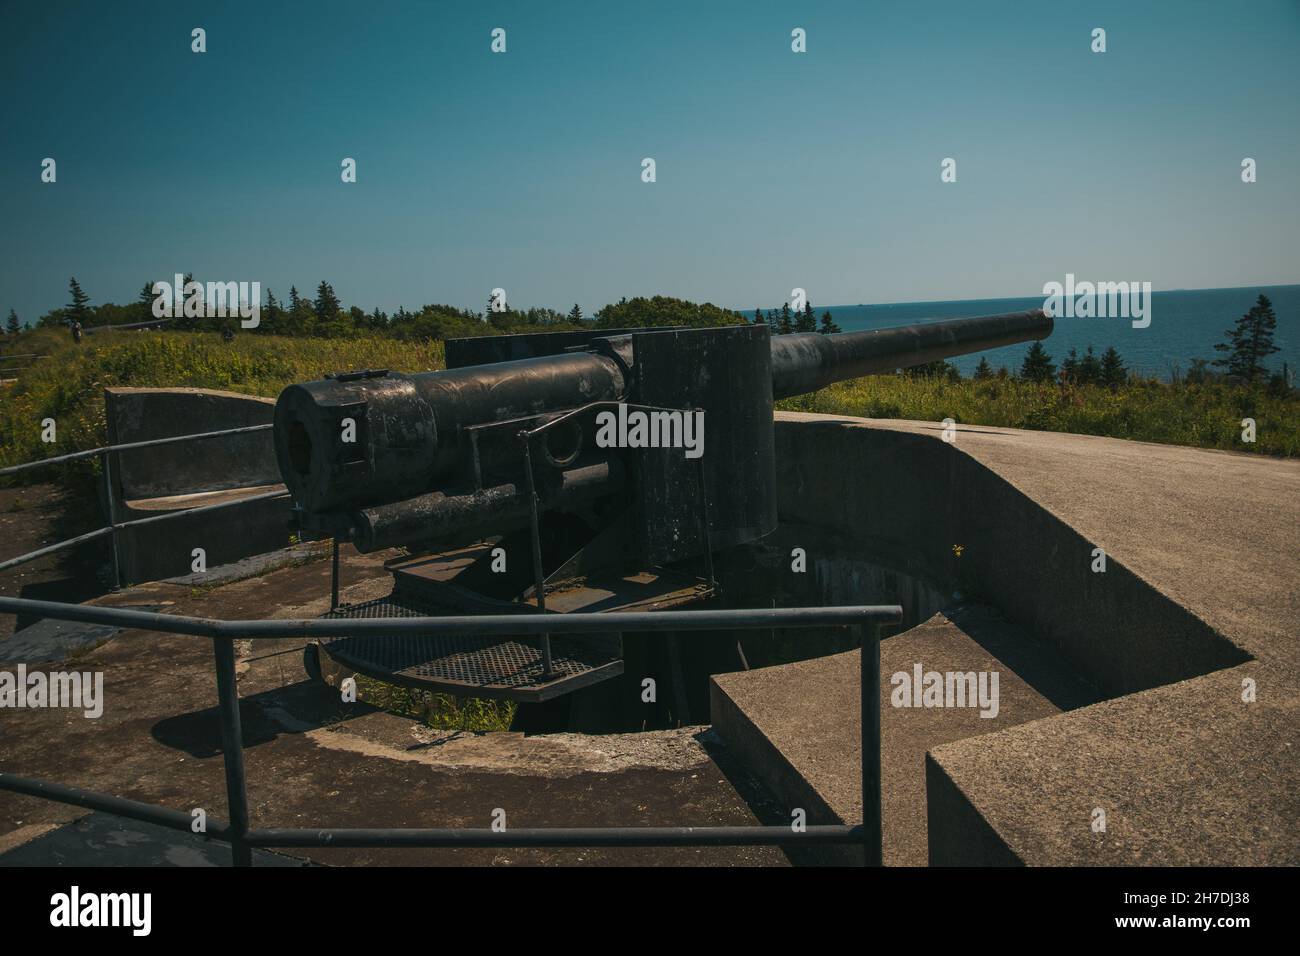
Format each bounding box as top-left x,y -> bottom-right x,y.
105,388 -> 280,498
708,414 -> 1295,866
104,388 -> 293,583
771,416 -> 1247,698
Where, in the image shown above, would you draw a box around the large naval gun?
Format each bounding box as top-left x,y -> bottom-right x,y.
275,312 -> 1051,724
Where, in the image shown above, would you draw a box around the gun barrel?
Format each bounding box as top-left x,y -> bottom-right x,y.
771,309 -> 1052,399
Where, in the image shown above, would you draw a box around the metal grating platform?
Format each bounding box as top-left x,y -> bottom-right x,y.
319,594 -> 623,702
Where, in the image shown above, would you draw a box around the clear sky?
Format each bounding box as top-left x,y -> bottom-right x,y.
1,0 -> 1297,323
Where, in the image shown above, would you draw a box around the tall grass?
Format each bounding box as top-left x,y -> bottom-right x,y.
778,373 -> 1300,457
1,329 -> 446,471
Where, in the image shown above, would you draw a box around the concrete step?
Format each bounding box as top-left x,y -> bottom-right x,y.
710,604 -> 1100,865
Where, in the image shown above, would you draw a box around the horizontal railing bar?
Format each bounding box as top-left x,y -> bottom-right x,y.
0,489 -> 289,574
0,424 -> 273,476
246,825 -> 862,848
0,772 -> 232,841
110,488 -> 289,532
0,596 -> 901,638
0,769 -> 861,850
0,526 -> 114,573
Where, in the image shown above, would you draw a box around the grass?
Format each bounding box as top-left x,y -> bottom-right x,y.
354,676 -> 517,731
778,373 -> 1300,457
0,328 -> 446,473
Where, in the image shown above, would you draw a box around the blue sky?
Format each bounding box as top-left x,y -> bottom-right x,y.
1,0 -> 1297,322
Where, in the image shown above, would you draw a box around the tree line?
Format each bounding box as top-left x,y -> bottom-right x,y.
1011,294 -> 1285,390
4,282 -> 1285,392
3,279 -> 849,341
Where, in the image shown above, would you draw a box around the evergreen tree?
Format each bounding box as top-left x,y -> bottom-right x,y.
66,277 -> 91,325
796,301 -> 817,333
283,285 -> 316,336
262,288 -> 282,333
486,291 -> 518,330
1019,341 -> 1056,382
6,308 -> 19,334
778,303 -> 794,335
314,281 -> 341,321
973,356 -> 993,380
1078,346 -> 1102,385
137,282 -> 158,320
1100,346 -> 1127,387
1060,348 -> 1080,383
752,306 -> 765,326
1213,293 -> 1281,384
818,309 -> 841,334
568,303 -> 584,324
906,359 -> 960,382
766,309 -> 778,331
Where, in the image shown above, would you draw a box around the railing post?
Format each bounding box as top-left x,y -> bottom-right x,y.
101,450 -> 121,591
520,435 -> 555,678
330,536 -> 340,611
212,637 -> 252,866
860,622 -> 883,866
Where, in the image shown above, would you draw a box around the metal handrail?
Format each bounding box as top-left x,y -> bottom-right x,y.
0,422 -> 279,585
0,597 -> 900,866
0,423 -> 273,477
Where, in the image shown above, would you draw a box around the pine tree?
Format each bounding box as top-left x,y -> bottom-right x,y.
766,309 -> 778,331
261,288 -> 281,333
66,277 -> 91,325
568,303 -> 583,324
818,310 -> 841,334
796,301 -> 817,333
778,303 -> 794,335
1060,348 -> 1080,383
973,356 -> 993,380
1213,293 -> 1281,384
137,282 -> 160,321
1078,346 -> 1102,385
752,306 -> 765,326
1100,346 -> 1127,387
1019,341 -> 1055,382
314,281 -> 341,321
6,308 -> 19,334
906,359 -> 959,381
289,286 -> 302,311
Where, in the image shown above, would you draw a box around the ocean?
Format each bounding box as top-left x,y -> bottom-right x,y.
752,285 -> 1299,381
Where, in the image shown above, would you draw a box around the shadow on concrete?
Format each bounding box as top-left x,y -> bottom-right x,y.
0,481 -> 112,634
0,812 -> 307,867
942,604 -> 1103,711
151,681 -> 378,758
692,727 -> 817,864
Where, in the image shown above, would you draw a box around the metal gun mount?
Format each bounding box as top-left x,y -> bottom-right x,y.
275,312 -> 1052,719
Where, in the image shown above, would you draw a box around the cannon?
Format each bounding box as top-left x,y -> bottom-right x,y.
275,311 -> 1051,719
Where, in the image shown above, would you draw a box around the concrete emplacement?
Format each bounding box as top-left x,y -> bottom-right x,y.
711,413 -> 1297,866
1,404 -> 1296,867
